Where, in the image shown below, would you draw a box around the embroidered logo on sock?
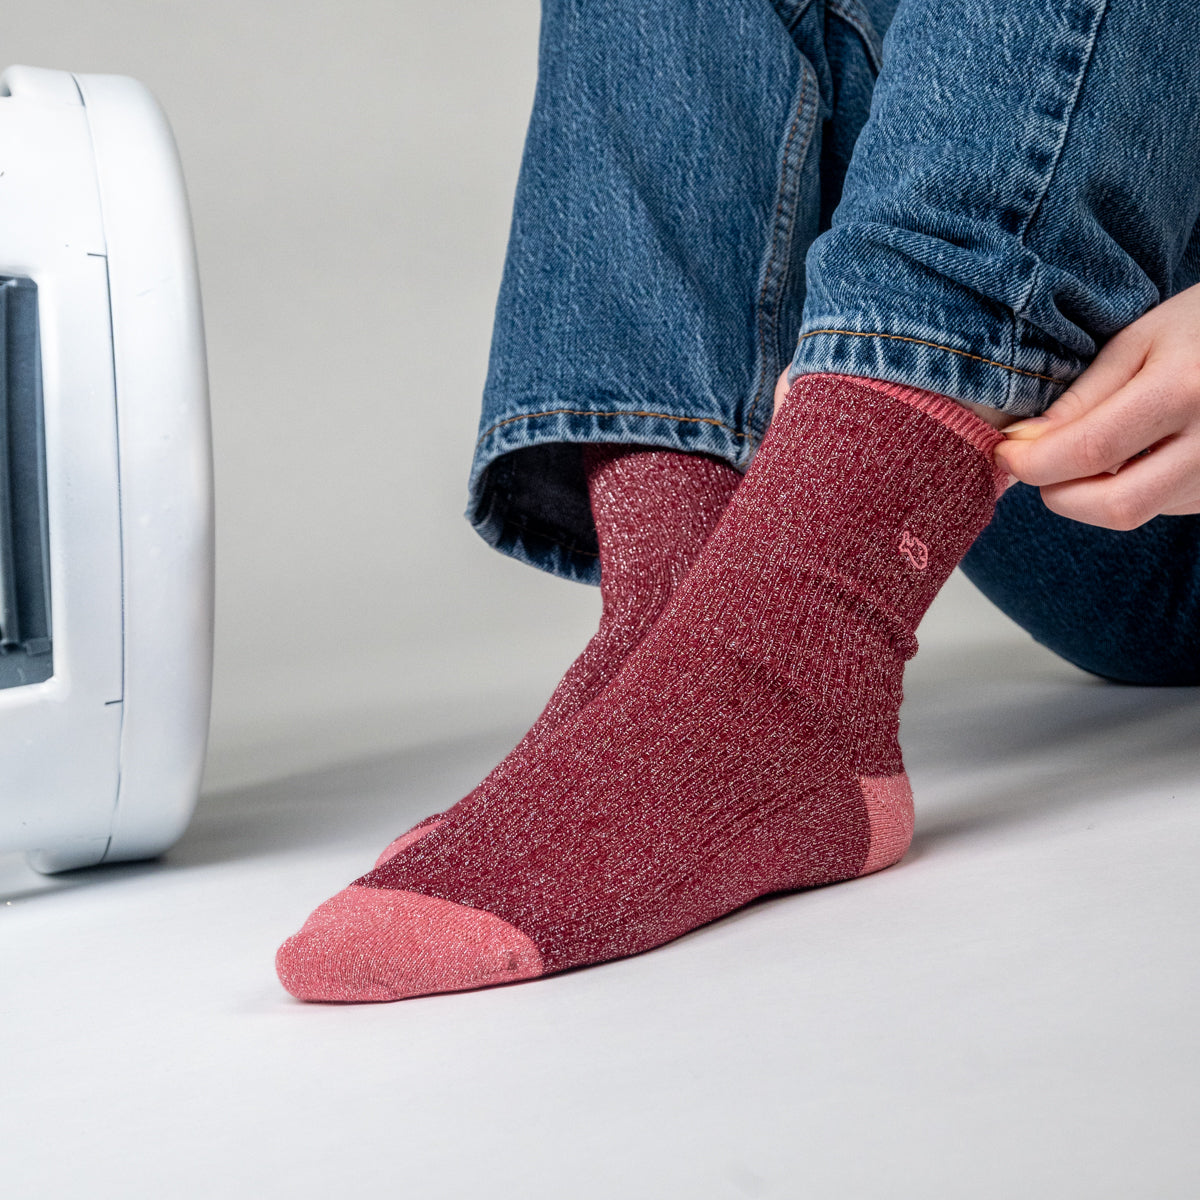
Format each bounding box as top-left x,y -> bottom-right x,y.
898,530 -> 928,570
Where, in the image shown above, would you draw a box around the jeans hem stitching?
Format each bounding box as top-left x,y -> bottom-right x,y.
475,407 -> 750,449
796,329 -> 1063,383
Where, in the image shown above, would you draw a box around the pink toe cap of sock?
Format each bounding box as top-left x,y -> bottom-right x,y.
372,818 -> 446,869
276,884 -> 544,1003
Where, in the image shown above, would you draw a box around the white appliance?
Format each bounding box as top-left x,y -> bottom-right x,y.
0,65 -> 213,872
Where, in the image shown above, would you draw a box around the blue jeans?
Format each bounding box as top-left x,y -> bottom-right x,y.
467,0 -> 1200,684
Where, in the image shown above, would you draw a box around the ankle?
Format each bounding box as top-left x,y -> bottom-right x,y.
960,398 -> 1021,429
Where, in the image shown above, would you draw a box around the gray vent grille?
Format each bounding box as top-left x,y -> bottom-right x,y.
0,276 -> 52,689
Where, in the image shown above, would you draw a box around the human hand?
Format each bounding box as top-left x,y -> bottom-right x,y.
774,366 -> 791,415
994,283 -> 1200,530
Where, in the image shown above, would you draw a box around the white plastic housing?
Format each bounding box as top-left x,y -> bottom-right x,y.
0,65 -> 213,872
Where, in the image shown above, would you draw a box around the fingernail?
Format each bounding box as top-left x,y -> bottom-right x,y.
1002,417 -> 1050,440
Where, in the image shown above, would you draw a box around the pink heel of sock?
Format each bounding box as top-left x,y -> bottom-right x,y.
858,774 -> 915,875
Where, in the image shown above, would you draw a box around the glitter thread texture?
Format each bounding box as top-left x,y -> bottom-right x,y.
371,445 -> 741,867
278,374 -> 1003,1001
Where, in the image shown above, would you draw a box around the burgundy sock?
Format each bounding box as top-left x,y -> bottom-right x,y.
277,374 -> 1005,1001
370,445 -> 740,866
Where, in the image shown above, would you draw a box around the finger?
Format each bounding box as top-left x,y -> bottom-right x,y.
1159,498 -> 1200,515
773,368 -> 791,415
996,368 -> 1186,487
1001,328 -> 1152,446
1037,433 -> 1200,529
1043,325 -> 1152,421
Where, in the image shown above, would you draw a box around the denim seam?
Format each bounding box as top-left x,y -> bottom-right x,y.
1005,0 -> 1110,405
770,0 -> 815,34
826,0 -> 884,73
796,328 -> 1063,382
475,407 -> 750,449
746,58 -> 820,448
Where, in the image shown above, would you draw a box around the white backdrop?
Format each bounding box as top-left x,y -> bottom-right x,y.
3,0 -> 1028,791
5,6 -> 1200,1199
3,0 -> 607,788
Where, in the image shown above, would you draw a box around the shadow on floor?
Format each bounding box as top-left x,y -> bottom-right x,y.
189,637 -> 1200,866
903,639 -> 1200,850
0,722 -> 524,902
172,723 -> 523,869
6,637 -> 1196,901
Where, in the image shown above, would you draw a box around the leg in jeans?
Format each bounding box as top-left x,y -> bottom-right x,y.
468,0 -> 893,583
472,0 -> 1200,685
278,1 -> 1200,1002
787,0 -> 1200,684
791,0 -> 1200,411
367,0 -> 864,864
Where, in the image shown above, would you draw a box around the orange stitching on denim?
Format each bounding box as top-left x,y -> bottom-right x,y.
475,408 -> 748,449
746,65 -> 815,440
796,329 -> 1062,382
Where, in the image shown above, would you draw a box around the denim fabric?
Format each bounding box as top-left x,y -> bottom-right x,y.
471,0 -> 892,582
962,489 -> 1200,686
466,0 -> 1200,684
791,0 -> 1200,414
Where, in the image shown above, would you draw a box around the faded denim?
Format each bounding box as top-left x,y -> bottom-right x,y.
465,0 -> 1200,682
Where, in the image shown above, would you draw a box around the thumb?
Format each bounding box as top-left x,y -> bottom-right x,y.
995,328 -> 1152,485
1002,325 -> 1150,445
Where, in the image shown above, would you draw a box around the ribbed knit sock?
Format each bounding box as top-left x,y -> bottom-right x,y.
277,374 -> 1005,1001
370,445 -> 740,867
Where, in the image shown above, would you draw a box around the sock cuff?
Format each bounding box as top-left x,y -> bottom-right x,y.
796,373 -> 1010,495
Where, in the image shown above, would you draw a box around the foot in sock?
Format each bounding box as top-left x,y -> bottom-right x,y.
277,374 -> 1005,1001
370,445 -> 740,866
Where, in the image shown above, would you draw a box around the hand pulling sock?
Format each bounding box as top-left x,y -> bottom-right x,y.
277,374 -> 1005,1001
371,444 -> 742,867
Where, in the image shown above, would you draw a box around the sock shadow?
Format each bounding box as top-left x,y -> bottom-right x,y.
6,636 -> 1193,901
0,722 -> 525,903
901,639 -> 1200,853
172,724 -> 523,870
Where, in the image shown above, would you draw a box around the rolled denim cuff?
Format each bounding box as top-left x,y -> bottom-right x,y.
787,321 -> 1082,418
467,399 -> 748,585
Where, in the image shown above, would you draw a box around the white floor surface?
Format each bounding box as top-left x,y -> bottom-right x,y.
1,3 -> 1198,1195
5,599 -> 1200,1199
